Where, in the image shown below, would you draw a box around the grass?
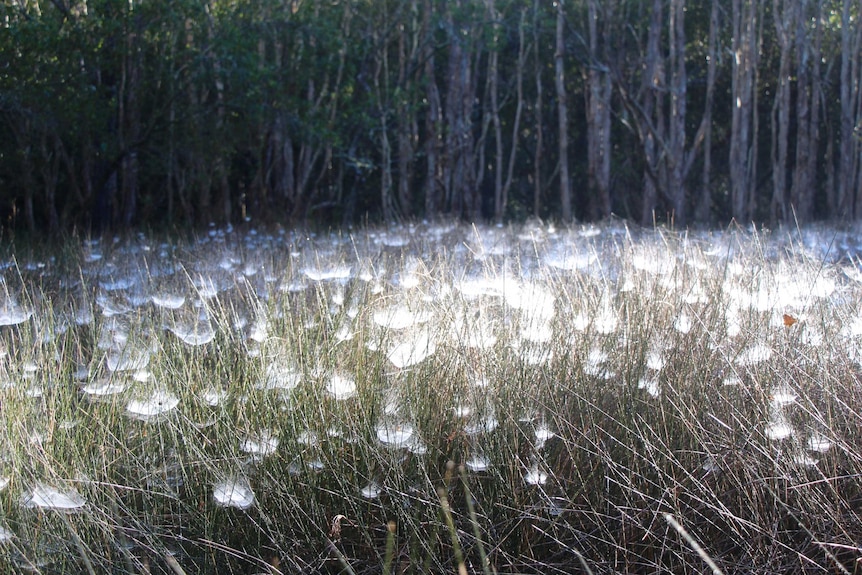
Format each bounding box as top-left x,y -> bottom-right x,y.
0,220 -> 861,574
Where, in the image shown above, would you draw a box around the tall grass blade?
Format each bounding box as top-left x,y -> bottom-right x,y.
665,513 -> 725,575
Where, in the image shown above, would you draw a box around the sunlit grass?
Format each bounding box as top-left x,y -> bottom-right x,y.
0,221 -> 861,573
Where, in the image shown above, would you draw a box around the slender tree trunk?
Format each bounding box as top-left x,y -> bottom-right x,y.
532,0 -> 543,217
396,1 -> 416,217
423,0 -> 441,216
585,0 -> 612,220
176,17 -> 195,224
748,1 -> 765,218
10,116 -> 37,231
770,0 -> 793,223
499,7 -> 527,224
463,37 -> 480,220
443,0 -> 478,220
311,2 -> 351,207
81,134 -> 96,225
667,0 -> 687,226
805,0 -> 823,218
283,131 -> 296,203
791,0 -> 816,221
117,22 -> 128,227
167,34 -> 177,225
192,6 -> 218,224
730,0 -> 759,222
213,72 -> 230,223
23,153 -> 36,233
840,0 -> 853,216
639,0 -> 663,225
855,21 -> 862,220
381,120 -> 396,222
695,0 -> 719,223
40,131 -> 61,233
259,3 -> 295,215
56,133 -> 84,226
373,18 -> 397,222
826,131 -> 836,214
555,0 -> 572,222
489,0 -> 503,222
121,21 -> 141,226
475,50 -> 491,216
443,2 -> 460,213
840,0 -> 862,218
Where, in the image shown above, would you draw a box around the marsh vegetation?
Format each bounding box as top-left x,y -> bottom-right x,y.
0,221 -> 861,574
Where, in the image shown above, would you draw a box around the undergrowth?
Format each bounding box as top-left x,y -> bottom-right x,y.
0,221 -> 860,574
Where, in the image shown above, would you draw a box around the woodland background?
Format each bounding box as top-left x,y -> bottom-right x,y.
1,0 -> 861,233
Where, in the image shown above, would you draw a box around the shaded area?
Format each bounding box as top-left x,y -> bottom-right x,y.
1,0 -> 861,234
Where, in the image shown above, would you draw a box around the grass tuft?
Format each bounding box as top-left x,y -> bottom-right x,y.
0,221 -> 861,573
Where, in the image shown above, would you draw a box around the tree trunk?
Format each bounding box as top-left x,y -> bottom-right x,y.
463,38 -> 481,220
381,118 -> 396,222
12,117 -> 37,231
555,0 -> 572,222
285,2 -> 334,220
288,81 -> 327,219
443,3 -> 460,213
489,0 -> 503,223
639,0 -> 663,226
748,1 -> 765,218
840,0 -> 862,218
396,2 -> 417,218
826,131 -> 836,214
499,7 -> 527,224
667,0 -> 687,226
805,0 -> 823,219
695,0 -> 719,223
584,0 -> 612,220
373,18 -> 397,222
41,131 -> 61,233
791,0 -> 817,222
770,0 -> 793,223
840,0 -> 853,217
121,21 -> 141,227
311,1 -> 352,210
532,0 -> 543,217
730,0 -> 759,222
443,0 -> 479,220
213,63 -> 230,224
423,0 -> 441,217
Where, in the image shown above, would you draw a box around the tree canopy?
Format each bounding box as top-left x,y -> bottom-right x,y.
1,0 -> 861,233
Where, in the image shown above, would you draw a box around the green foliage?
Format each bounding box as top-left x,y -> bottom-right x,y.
0,0 -> 860,231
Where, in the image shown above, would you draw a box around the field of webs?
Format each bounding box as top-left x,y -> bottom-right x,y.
0,220 -> 861,574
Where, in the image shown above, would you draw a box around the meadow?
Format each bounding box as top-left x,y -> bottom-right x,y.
0,220 -> 861,574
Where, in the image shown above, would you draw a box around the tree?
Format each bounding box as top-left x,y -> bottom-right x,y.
422,0 -> 442,217
555,0 -> 572,222
840,0 -> 862,218
584,0 -> 613,220
770,0 -> 795,222
2,0 -> 862,232
531,0 -> 545,218
730,0 -> 763,222
694,0 -> 720,223
790,0 -> 823,222
490,2 -> 527,224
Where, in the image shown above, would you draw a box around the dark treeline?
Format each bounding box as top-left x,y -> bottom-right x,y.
1,0 -> 861,233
